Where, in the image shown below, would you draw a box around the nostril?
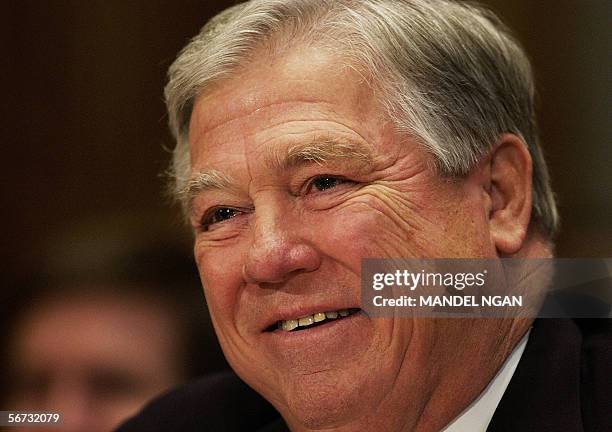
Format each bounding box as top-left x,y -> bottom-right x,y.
243,241 -> 322,284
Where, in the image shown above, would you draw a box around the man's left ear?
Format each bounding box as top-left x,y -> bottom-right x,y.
485,134 -> 533,255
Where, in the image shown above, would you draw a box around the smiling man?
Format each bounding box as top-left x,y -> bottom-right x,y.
117,1 -> 610,431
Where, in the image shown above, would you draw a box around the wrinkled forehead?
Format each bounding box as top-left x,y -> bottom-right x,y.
187,45 -> 382,149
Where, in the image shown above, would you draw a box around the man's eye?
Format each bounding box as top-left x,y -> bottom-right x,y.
201,207 -> 240,231
310,176 -> 348,192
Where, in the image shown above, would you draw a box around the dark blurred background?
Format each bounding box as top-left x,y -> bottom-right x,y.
2,0 -> 610,281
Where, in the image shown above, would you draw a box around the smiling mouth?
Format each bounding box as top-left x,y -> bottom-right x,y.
267,308 -> 361,332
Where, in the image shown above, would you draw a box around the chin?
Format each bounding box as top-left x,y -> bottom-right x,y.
277,365 -> 383,429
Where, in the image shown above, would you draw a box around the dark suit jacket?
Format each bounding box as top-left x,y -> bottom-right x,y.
116,319 -> 611,431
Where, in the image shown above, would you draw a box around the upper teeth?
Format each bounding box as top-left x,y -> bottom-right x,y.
277,309 -> 358,332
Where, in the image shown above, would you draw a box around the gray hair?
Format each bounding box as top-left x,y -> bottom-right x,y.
165,0 -> 559,238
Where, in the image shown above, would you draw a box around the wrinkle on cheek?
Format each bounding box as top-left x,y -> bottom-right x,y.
326,198 -> 416,259
207,292 -> 267,386
345,183 -> 462,258
356,186 -> 424,233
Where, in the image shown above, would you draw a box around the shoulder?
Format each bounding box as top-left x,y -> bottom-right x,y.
574,318 -> 612,431
115,371 -> 281,432
488,318 -> 611,431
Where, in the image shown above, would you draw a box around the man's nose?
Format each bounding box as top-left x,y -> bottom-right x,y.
242,206 -> 321,284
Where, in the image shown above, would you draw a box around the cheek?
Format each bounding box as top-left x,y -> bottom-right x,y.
353,182 -> 491,258
442,207 -> 494,257
194,241 -> 245,329
309,200 -> 415,268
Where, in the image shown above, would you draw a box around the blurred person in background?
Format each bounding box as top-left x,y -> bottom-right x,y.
0,216 -> 227,432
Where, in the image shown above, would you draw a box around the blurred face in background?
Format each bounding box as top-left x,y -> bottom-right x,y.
5,290 -> 185,432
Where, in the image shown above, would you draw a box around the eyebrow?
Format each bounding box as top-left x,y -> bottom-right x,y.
181,169 -> 236,213
183,137 -> 374,211
266,137 -> 374,171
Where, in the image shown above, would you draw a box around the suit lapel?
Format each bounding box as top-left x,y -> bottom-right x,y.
487,319 -> 584,431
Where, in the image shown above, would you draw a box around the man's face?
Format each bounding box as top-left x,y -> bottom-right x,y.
6,293 -> 183,432
188,47 -> 497,428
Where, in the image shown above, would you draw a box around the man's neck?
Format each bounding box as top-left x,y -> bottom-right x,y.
411,319 -> 533,432
441,329 -> 531,431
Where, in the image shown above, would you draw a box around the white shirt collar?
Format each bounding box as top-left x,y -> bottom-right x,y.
441,329 -> 531,432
